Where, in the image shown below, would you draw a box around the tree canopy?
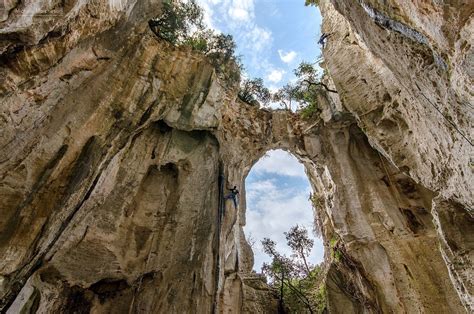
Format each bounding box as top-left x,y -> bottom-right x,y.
149,0 -> 204,45
270,61 -> 321,116
305,0 -> 320,7
261,225 -> 326,313
285,225 -> 314,275
270,60 -> 338,117
238,78 -> 271,106
149,0 -> 241,83
149,0 -> 334,116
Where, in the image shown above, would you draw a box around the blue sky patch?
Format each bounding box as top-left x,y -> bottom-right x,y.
244,150 -> 324,271
195,0 -> 325,271
197,0 -> 322,92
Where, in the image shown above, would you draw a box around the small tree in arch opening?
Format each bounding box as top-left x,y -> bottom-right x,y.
261,225 -> 326,313
285,224 -> 314,276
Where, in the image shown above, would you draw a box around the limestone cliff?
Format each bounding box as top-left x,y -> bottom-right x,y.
0,0 -> 472,313
320,0 -> 473,310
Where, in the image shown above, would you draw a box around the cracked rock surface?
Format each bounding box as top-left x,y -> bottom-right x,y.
0,0 -> 472,313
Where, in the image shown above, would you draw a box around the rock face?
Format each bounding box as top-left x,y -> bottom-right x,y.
320,0 -> 473,311
0,0 -> 472,313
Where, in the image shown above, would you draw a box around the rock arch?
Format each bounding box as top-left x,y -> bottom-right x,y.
0,0 -> 472,313
215,99 -> 464,313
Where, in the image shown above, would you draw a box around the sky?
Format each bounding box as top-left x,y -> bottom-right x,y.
196,0 -> 323,102
194,0 -> 324,271
244,150 -> 324,271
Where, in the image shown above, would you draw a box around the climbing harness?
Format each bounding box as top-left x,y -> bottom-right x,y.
318,32 -> 331,47
224,185 -> 239,210
224,193 -> 238,209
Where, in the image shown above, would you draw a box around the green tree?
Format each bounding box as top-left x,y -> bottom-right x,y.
149,0 -> 204,45
305,0 -> 320,7
272,61 -> 337,118
294,61 -> 337,94
285,225 -> 314,276
206,33 -> 237,63
272,83 -> 298,111
261,225 -> 327,313
150,0 -> 242,85
238,78 -> 271,106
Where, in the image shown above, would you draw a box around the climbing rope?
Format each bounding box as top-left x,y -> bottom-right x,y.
378,151 -> 403,208
412,82 -> 473,147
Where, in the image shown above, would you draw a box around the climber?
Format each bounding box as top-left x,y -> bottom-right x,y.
318,32 -> 331,47
224,186 -> 239,209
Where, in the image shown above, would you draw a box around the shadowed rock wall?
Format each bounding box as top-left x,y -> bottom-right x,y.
0,0 -> 472,313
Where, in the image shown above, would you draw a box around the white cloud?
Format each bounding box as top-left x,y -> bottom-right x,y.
267,69 -> 285,83
196,0 -> 275,72
239,24 -> 273,72
196,0 -> 221,29
228,0 -> 255,22
247,179 -> 277,195
252,150 -> 306,178
268,85 -> 279,93
228,7 -> 249,20
278,49 -> 297,64
244,25 -> 272,52
244,169 -> 324,271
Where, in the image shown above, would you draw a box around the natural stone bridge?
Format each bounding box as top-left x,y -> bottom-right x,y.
0,0 -> 472,313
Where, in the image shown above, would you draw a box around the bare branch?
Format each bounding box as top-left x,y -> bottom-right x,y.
302,79 -> 338,93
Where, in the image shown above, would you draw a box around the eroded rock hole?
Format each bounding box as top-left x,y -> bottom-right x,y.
244,149 -> 325,312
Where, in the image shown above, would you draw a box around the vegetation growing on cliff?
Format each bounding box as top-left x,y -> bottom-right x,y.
149,0 -> 241,83
261,225 -> 327,313
150,0 -> 333,118
236,60 -> 330,116
238,78 -> 272,106
149,0 -> 203,45
271,61 -> 329,118
305,0 -> 320,6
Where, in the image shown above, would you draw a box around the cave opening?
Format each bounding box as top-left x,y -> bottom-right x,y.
243,149 -> 325,273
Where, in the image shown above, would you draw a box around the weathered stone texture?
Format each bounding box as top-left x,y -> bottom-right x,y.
320,0 -> 473,310
0,0 -> 472,313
